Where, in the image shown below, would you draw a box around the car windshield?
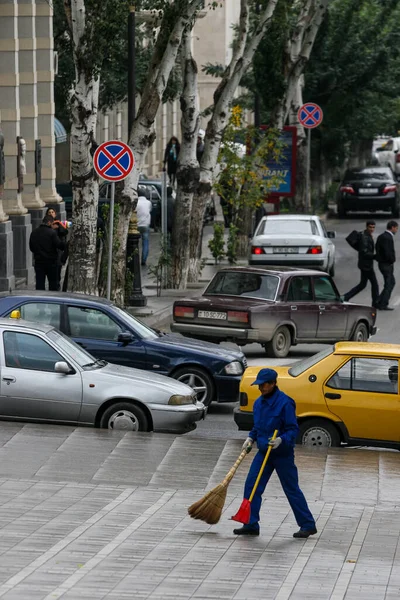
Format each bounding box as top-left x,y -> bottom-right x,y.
288,346 -> 334,377
47,329 -> 104,369
112,306 -> 158,340
205,271 -> 279,300
260,220 -> 315,235
344,169 -> 393,181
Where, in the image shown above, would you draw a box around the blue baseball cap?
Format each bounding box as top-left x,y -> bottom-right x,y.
251,368 -> 278,386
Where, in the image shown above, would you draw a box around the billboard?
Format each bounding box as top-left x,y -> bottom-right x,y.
264,126 -> 297,197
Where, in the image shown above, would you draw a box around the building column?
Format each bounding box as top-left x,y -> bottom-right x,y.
0,115 -> 15,292
35,0 -> 62,207
18,0 -> 45,213
0,0 -> 26,217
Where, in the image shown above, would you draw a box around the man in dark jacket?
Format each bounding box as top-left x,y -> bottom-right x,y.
234,368 -> 316,538
375,220 -> 398,310
343,220 -> 379,306
29,215 -> 65,291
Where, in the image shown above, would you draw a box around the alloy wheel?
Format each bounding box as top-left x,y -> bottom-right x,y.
177,372 -> 208,404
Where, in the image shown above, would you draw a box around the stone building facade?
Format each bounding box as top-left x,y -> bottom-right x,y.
0,0 -> 64,292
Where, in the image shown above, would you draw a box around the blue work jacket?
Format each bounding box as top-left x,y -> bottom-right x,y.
249,386 -> 299,454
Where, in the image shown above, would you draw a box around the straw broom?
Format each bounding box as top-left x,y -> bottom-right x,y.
188,447 -> 249,525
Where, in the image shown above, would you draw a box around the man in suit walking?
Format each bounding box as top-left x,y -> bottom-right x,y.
375,220 -> 398,310
343,220 -> 379,307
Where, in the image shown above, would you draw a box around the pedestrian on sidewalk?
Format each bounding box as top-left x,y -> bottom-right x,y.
343,220 -> 379,307
163,136 -> 180,187
45,207 -> 68,290
375,220 -> 398,310
29,215 -> 66,291
137,193 -> 152,266
235,368 -> 316,539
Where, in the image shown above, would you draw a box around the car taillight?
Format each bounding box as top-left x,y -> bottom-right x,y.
307,246 -> 323,254
340,185 -> 355,194
227,310 -> 249,323
251,246 -> 264,255
396,154 -> 400,163
383,185 -> 397,193
174,306 -> 195,318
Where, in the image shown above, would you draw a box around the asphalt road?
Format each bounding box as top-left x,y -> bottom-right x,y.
188,212 -> 400,440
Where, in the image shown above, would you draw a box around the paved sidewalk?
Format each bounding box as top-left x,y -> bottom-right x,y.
1,423 -> 400,599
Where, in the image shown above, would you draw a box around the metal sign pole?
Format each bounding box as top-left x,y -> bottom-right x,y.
161,170 -> 168,287
106,181 -> 115,300
306,128 -> 311,213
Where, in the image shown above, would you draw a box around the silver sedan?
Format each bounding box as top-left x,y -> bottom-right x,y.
0,318 -> 206,433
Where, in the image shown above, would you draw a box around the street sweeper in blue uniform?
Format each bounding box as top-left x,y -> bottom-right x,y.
233,368 -> 317,538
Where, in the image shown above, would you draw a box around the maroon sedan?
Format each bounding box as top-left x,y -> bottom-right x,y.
171,267 -> 377,358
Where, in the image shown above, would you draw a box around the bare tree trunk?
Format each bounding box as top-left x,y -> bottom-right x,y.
236,203 -> 253,258
293,142 -> 307,212
271,0 -> 329,129
170,34 -> 200,289
111,0 -> 204,304
64,0 -> 99,294
187,0 -> 279,283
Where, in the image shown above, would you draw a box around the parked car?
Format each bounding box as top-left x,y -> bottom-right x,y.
171,267 -> 377,358
337,166 -> 400,218
234,342 -> 400,451
0,317 -> 205,433
249,215 -> 336,276
0,292 -> 247,407
375,137 -> 400,179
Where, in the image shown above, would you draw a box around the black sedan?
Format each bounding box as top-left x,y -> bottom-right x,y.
0,292 -> 247,407
337,166 -> 400,218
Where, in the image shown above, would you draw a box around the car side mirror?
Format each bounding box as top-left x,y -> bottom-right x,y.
118,332 -> 134,345
55,361 -> 72,374
394,149 -> 399,154
327,231 -> 336,239
167,186 -> 173,195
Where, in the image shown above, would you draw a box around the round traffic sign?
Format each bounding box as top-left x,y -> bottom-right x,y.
297,103 -> 323,129
93,140 -> 134,181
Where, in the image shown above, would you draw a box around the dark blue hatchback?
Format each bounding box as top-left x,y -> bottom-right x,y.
0,292 -> 247,406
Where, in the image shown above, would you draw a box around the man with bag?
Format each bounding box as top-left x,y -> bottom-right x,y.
234,368 -> 316,538
343,220 -> 379,306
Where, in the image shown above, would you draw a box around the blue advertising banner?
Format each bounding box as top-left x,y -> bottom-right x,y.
263,126 -> 297,197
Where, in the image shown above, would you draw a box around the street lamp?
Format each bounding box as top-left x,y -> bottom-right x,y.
126,5 -> 147,307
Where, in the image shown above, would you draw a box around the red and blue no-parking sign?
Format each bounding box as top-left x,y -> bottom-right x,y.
93,140 -> 134,181
297,103 -> 323,129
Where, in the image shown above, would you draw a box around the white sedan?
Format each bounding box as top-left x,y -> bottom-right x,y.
375,136 -> 400,179
249,214 -> 336,275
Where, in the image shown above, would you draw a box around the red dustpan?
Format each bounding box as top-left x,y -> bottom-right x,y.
231,429 -> 278,524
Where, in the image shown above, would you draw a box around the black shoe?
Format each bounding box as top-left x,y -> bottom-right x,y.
233,526 -> 260,536
293,527 -> 317,539
380,306 -> 394,311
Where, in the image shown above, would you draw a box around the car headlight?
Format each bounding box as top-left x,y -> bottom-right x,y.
224,361 -> 244,375
168,394 -> 194,405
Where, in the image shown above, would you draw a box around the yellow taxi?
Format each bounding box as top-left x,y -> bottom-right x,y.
234,342 -> 400,450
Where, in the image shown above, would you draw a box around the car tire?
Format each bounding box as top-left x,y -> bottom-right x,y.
329,262 -> 335,277
392,203 -> 400,218
173,366 -> 215,407
351,322 -> 369,342
298,419 -> 341,448
337,205 -> 347,218
100,402 -> 148,432
264,326 -> 291,358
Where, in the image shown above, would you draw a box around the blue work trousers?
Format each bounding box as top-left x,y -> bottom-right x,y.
244,449 -> 315,531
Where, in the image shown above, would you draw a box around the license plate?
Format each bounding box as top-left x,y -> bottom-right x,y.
359,188 -> 378,194
273,247 -> 299,254
198,310 -> 227,320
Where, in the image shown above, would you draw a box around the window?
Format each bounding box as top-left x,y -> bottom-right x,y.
262,219 -> 314,235
3,331 -> 64,372
327,358 -> 398,394
68,306 -> 122,340
16,302 -> 61,329
205,272 -> 279,300
287,277 -> 312,302
313,277 -> 338,302
289,346 -> 334,377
